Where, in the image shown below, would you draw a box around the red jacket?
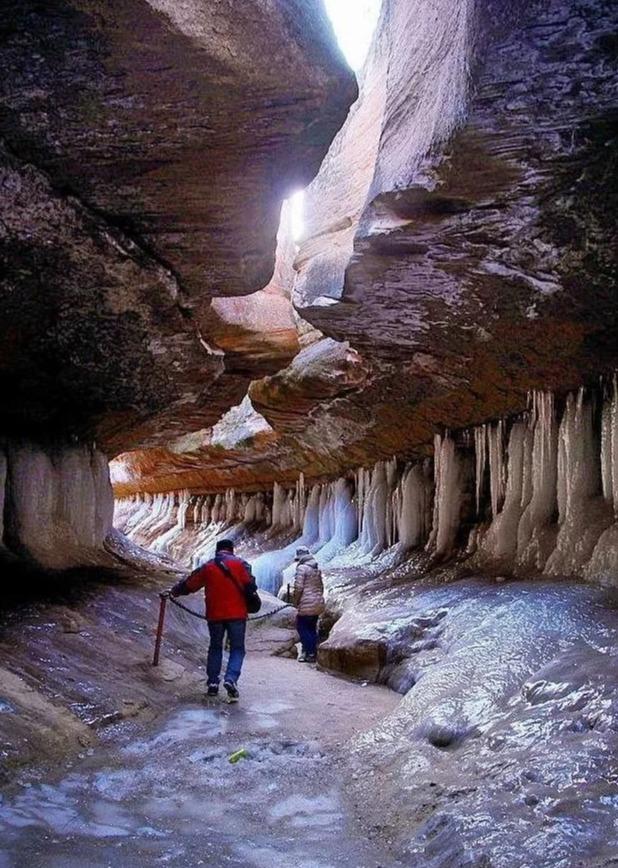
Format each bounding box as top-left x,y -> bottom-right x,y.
174,553 -> 253,622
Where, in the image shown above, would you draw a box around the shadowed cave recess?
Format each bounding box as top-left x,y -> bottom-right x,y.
1,0 -> 618,866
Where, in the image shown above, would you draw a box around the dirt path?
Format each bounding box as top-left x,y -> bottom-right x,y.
0,655 -> 399,868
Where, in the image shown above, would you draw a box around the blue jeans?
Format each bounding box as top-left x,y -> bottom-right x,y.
207,619 -> 246,685
297,615 -> 319,657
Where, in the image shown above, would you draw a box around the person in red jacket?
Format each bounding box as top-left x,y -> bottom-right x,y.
170,539 -> 255,702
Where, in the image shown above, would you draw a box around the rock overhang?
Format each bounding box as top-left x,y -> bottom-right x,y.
0,0 -> 357,451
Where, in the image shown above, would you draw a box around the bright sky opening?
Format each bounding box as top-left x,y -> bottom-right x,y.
289,190 -> 305,243
289,1 -> 382,244
324,0 -> 382,71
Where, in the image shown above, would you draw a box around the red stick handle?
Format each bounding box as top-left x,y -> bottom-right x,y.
153,594 -> 168,667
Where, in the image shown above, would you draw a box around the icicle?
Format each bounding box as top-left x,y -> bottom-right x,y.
398,462 -> 434,549
516,392 -> 558,570
476,421 -> 529,564
178,490 -> 190,529
224,488 -> 236,524
211,494 -> 222,525
427,433 -> 465,558
302,485 -> 322,545
474,426 -> 486,516
544,390 -> 605,576
600,374 -> 618,517
271,482 -> 286,529
487,421 -> 506,518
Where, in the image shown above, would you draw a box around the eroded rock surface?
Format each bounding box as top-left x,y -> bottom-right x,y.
291,0 -> 618,474
0,0 -> 355,450
113,0 -> 618,498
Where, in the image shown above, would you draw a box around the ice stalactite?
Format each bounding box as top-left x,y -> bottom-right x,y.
358,459 -> 398,556
426,433 -> 467,559
252,482 -> 320,594
474,426 -> 486,516
152,490 -> 190,555
396,462 -> 434,550
137,493 -> 178,549
600,375 -> 618,516
475,420 -> 530,564
544,390 -> 608,576
471,386 -> 618,585
516,391 -> 559,571
488,420 -> 506,519
291,474 -> 306,533
253,477 -> 360,594
270,482 -> 300,534
114,377 -> 618,588
2,443 -> 114,569
316,479 -> 358,563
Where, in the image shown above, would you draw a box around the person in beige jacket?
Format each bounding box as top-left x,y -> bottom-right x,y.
293,546 -> 325,663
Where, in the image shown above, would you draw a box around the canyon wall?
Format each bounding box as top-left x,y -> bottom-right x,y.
0,1 -> 355,570
116,380 -> 618,589
114,0 -> 618,499
2,0 -> 616,572
291,0 -> 618,467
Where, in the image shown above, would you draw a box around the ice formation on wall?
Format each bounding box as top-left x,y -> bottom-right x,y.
115,379 -> 618,590
1,443 -> 114,568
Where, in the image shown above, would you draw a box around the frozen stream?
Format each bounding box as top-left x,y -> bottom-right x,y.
0,657 -> 398,868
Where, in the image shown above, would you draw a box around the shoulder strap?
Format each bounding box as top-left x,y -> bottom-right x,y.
214,556 -> 246,597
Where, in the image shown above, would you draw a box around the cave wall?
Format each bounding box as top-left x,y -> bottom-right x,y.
112,0 -> 618,499
0,0 -> 355,452
0,1 -> 355,571
291,0 -> 618,469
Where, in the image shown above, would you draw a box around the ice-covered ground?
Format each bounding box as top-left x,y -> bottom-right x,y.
320,570 -> 618,866
0,657 -> 397,868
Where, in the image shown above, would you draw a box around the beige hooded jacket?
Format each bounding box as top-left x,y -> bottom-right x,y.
293,552 -> 325,616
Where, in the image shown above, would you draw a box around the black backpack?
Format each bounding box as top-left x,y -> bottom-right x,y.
214,556 -> 262,614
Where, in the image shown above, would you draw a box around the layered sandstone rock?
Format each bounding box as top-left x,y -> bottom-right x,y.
115,0 -> 618,499
291,0 -> 618,470
0,2 -> 355,567
0,0 -> 356,450
116,379 -> 618,589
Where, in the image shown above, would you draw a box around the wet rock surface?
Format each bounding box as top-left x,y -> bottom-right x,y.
1,548 -> 617,866
0,691 -> 395,868
319,566 -> 618,866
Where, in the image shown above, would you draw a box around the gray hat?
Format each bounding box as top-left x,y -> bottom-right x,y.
295,545 -> 311,560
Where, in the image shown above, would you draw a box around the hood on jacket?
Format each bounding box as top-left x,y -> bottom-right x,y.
297,553 -> 319,568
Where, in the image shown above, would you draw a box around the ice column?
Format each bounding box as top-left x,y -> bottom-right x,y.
427,433 -> 465,558
544,390 -> 608,575
516,392 -> 558,570
396,461 -> 434,549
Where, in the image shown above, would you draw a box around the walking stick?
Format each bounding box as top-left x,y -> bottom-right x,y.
153,592 -> 168,667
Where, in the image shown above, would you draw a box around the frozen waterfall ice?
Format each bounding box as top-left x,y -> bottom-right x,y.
115,379 -> 618,589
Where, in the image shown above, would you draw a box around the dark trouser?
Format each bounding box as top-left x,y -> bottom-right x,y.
297,614 -> 320,657
207,619 -> 246,685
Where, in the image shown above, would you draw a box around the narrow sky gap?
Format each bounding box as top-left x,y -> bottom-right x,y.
289,2 -> 381,242
323,0 -> 382,71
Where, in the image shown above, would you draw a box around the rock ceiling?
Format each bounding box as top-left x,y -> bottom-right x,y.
0,0 -> 355,447
1,0 -> 616,497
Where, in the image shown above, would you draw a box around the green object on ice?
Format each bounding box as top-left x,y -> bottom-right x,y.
228,748 -> 249,764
